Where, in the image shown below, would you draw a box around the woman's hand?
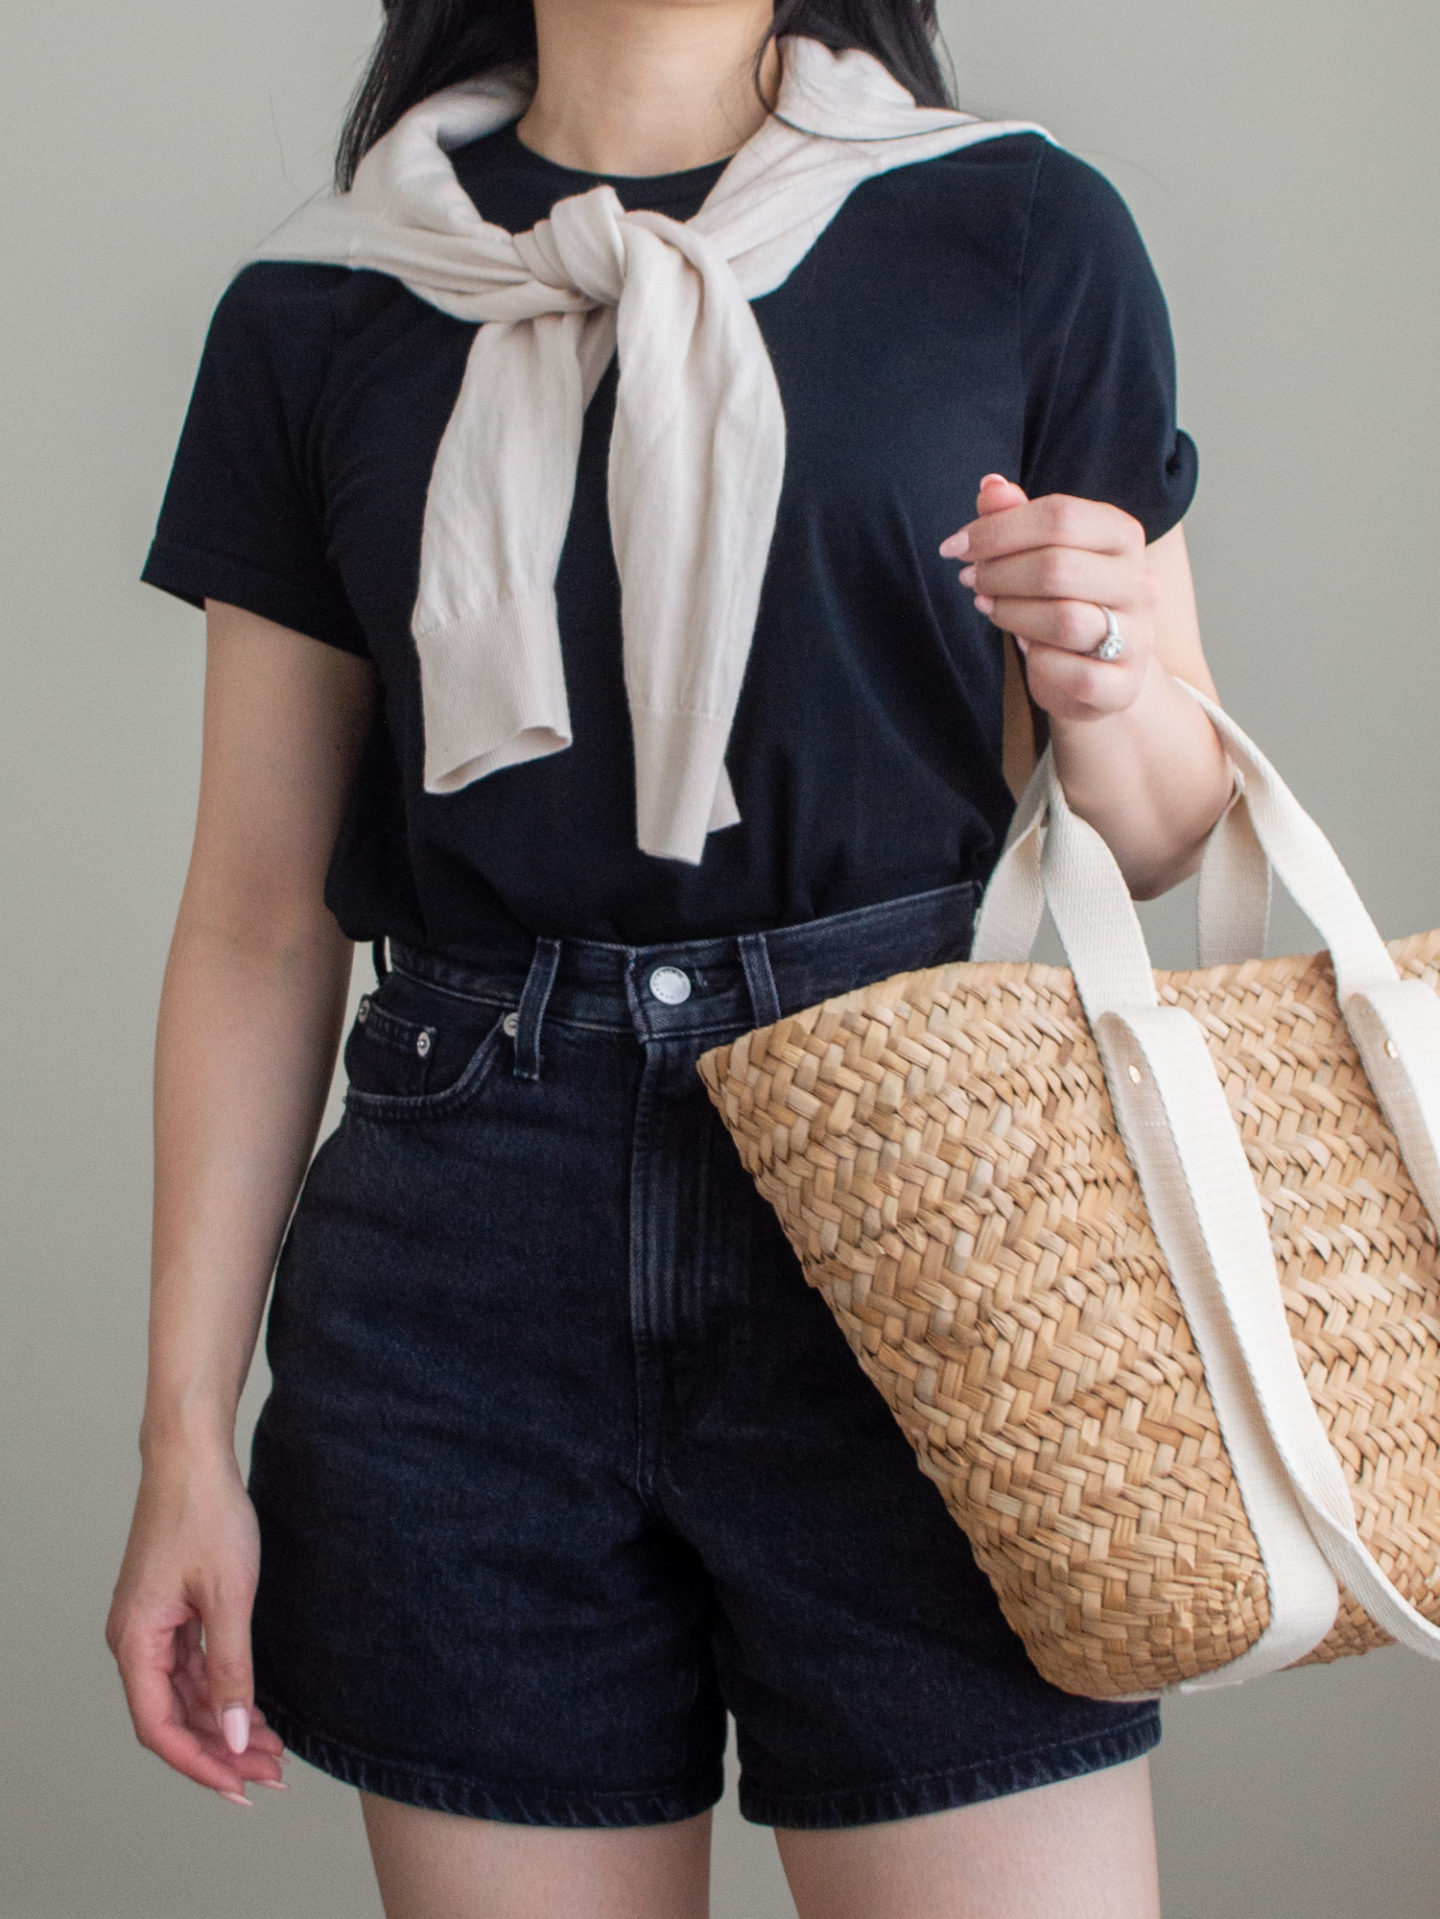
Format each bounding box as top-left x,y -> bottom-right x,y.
939,473 -> 1234,898
939,473 -> 1156,722
106,1446 -> 287,1807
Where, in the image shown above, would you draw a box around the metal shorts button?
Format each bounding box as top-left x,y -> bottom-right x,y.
647,965 -> 692,1005
502,1010 -> 519,1037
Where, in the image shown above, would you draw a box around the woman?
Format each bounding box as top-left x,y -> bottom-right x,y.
106,0 -> 1233,1913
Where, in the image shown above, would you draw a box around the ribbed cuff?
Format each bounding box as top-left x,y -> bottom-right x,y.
629,706 -> 740,863
415,588 -> 571,794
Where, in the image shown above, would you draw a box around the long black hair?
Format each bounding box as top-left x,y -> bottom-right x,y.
335,1 -> 955,190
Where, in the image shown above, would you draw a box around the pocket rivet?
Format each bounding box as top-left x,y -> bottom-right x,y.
357,997 -> 370,1023
1127,1063 -> 1143,1084
502,1010 -> 519,1037
416,1030 -> 432,1057
1385,1039 -> 1399,1059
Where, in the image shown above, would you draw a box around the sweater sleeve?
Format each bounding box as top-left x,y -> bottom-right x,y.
139,261 -> 371,656
1017,144 -> 1198,543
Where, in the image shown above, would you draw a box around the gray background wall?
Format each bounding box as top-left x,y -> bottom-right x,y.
2,1 -> 1437,1913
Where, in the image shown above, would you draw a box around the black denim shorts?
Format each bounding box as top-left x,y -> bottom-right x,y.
247,879 -> 1159,1829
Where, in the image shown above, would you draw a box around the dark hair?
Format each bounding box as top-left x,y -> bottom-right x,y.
335,1 -> 955,190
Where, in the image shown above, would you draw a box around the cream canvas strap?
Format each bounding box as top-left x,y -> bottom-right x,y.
970,680 -> 1440,1689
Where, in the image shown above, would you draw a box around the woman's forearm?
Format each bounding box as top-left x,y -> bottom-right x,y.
140,898 -> 353,1464
1049,654 -> 1233,899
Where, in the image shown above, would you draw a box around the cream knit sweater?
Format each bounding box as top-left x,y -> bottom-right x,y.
249,35 -> 1046,862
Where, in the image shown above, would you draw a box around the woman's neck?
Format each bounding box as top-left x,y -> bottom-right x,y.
514,0 -> 781,177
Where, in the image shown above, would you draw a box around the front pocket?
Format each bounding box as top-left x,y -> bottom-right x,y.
342,974 -> 514,1120
347,996 -> 439,1096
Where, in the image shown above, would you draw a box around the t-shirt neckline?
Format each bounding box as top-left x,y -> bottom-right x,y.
464,118 -> 735,207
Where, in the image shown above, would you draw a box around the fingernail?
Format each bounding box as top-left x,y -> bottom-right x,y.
222,1706 -> 250,1756
980,472 -> 1010,487
256,1778 -> 290,1791
940,528 -> 971,558
959,565 -> 978,588
975,594 -> 995,615
218,1789 -> 252,1810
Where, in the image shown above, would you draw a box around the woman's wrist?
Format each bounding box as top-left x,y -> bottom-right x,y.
139,1394 -> 240,1471
1048,657 -> 1232,896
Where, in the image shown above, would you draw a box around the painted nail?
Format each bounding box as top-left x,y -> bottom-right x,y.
975,594 -> 995,615
256,1779 -> 290,1791
980,472 -> 1011,488
222,1706 -> 251,1756
218,1789 -> 252,1810
959,565 -> 978,588
941,528 -> 971,558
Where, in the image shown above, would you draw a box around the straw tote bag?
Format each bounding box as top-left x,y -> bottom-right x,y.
695,677 -> 1440,1700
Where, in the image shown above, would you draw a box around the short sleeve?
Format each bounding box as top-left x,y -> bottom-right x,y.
139,262 -> 370,656
1018,145 -> 1198,543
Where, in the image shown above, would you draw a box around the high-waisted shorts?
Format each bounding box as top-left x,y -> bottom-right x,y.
247,879 -> 1160,1829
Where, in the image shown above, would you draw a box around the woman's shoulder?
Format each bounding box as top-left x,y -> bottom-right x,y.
207,256 -> 417,361
888,130 -> 1147,244
212,256 -> 350,323
177,255 -> 424,461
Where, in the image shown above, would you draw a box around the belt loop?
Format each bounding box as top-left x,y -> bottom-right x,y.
512,936 -> 563,1081
371,937 -> 389,983
737,931 -> 783,1028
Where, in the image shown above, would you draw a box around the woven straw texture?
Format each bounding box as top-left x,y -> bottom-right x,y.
695,930 -> 1440,1698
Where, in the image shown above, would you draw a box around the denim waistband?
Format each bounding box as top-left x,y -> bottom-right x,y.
383,879 -> 980,1062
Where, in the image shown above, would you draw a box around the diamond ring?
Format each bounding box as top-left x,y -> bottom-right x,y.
1092,607 -> 1126,661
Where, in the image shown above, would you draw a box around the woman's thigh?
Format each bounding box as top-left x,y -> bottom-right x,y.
773,1757 -> 1161,1919
360,1795 -> 713,1919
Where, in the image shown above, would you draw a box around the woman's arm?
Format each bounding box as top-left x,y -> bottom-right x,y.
106,601 -> 377,1805
942,476 -> 1233,900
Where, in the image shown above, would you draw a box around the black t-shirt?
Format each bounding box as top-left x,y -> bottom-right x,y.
140,120 -> 1197,955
